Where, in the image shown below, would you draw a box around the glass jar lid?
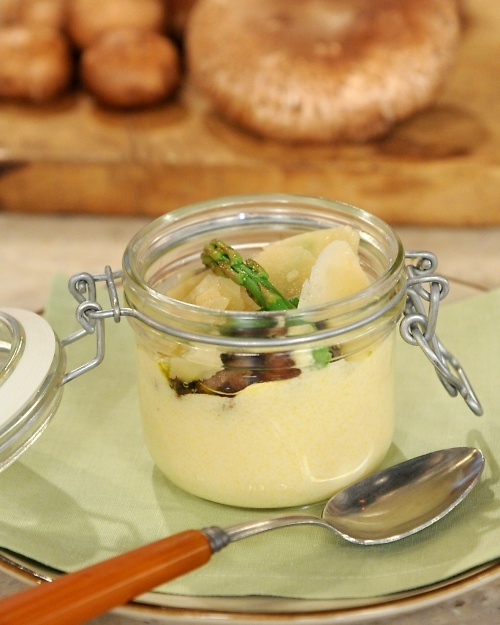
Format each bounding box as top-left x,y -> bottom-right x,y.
0,308 -> 66,471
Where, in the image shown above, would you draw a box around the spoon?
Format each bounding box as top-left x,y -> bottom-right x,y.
0,447 -> 484,625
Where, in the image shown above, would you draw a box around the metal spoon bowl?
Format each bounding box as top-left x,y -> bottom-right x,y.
0,447 -> 485,625
215,446 -> 484,548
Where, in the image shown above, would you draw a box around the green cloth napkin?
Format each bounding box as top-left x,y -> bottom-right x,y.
0,276 -> 499,601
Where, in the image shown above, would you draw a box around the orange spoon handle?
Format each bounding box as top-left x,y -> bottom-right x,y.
0,529 -> 213,625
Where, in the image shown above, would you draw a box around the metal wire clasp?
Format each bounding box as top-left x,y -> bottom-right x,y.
401,252 -> 483,416
61,267 -> 122,385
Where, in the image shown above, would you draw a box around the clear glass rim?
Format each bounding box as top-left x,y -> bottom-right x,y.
122,194 -> 406,332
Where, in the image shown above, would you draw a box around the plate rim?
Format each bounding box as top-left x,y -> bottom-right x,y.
1,549 -> 499,624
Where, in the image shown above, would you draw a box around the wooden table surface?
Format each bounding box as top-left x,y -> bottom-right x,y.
0,0 -> 498,225
0,212 -> 499,624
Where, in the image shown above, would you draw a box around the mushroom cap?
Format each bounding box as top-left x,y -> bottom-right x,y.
80,28 -> 181,108
1,0 -> 67,31
186,0 -> 460,142
0,25 -> 72,101
67,0 -> 168,48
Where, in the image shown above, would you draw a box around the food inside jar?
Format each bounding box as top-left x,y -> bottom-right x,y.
163,227 -> 371,397
168,226 -> 369,310
136,225 -> 396,507
138,335 -> 394,508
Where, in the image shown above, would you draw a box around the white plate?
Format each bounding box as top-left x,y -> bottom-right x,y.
1,549 -> 499,624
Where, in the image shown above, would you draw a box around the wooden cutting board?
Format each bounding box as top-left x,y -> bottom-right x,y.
0,0 -> 498,225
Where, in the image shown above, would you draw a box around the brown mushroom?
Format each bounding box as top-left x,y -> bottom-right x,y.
80,28 -> 181,108
66,0 -> 168,48
0,25 -> 72,101
186,0 -> 460,142
2,0 -> 68,30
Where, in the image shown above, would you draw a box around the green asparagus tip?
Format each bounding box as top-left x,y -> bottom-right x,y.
202,240 -> 295,311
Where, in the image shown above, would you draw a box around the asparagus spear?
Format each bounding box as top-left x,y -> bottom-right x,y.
201,240 -> 295,311
201,240 -> 332,368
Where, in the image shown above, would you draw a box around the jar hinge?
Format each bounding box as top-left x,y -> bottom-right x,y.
61,266 -> 121,385
401,252 -> 482,416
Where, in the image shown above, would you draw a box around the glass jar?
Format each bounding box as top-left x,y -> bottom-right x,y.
0,194 -> 481,501
122,194 -> 407,508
